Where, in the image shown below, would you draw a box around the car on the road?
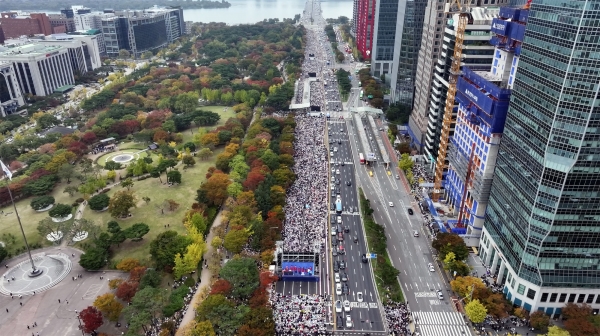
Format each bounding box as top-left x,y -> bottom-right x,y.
338,140 -> 341,144
389,202 -> 394,207
437,290 -> 444,300
341,162 -> 345,166
334,147 -> 338,152
332,168 -> 336,173
357,292 -> 364,302
342,283 -> 349,295
335,300 -> 342,312
353,236 -> 359,243
408,208 -> 414,215
335,273 -> 341,283
332,248 -> 338,256
331,227 -> 337,235
344,226 -> 350,233
336,283 -> 342,295
336,169 -> 340,175
413,230 -> 419,237
361,254 -> 368,263
395,174 -> 400,179
338,245 -> 345,254
346,181 -> 351,186
429,263 -> 435,272
339,260 -> 346,269
334,261 -> 340,272
341,273 -> 348,282
343,300 -> 351,312
345,315 -> 353,328
336,180 -> 341,185
337,314 -> 343,326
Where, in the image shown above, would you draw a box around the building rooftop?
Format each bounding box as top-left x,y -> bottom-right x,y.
474,70 -> 502,84
0,44 -> 64,57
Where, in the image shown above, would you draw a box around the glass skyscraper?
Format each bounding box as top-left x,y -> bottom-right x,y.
480,0 -> 600,314
395,0 -> 427,106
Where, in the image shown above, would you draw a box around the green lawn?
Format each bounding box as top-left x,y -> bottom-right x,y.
181,105 -> 237,144
0,180 -> 78,255
81,148 -> 223,265
96,148 -> 158,167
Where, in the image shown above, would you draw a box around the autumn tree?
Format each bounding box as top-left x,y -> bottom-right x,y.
210,279 -> 232,295
116,258 -> 141,272
465,299 -> 487,324
547,326 -> 571,336
562,303 -> 600,336
93,293 -> 123,321
116,280 -> 139,302
108,190 -> 136,218
219,257 -> 259,299
79,306 -> 104,333
108,278 -> 124,290
223,227 -> 251,254
199,171 -> 231,206
530,311 -> 550,331
432,232 -> 470,261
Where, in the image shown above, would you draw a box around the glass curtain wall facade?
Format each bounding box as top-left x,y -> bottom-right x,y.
481,0 -> 600,312
395,0 -> 427,106
371,0 -> 401,85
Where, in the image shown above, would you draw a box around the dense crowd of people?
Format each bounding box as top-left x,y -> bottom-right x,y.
271,293 -> 329,335
384,302 -> 411,335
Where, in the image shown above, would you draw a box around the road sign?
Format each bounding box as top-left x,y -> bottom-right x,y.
369,253 -> 377,258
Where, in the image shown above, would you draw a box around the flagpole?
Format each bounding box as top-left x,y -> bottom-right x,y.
1,159 -> 41,277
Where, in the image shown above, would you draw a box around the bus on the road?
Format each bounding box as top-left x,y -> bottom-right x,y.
359,153 -> 365,164
335,199 -> 342,213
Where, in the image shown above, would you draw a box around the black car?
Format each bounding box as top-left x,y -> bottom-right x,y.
338,140 -> 341,144
339,261 -> 346,269
334,261 -> 340,272
342,283 -> 349,295
337,314 -> 344,326
344,226 -> 350,233
336,180 -> 341,185
341,162 -> 345,166
353,236 -> 358,243
346,181 -> 351,186
361,254 -> 368,263
408,208 -> 414,215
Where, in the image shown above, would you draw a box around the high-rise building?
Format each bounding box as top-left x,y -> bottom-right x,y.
410,0 -> 508,153
355,0 -> 376,60
352,0 -> 359,34
445,6 -> 526,236
370,0 -> 402,94
393,0 -> 427,106
0,12 -> 53,39
480,0 -> 600,314
422,7 -> 498,165
0,44 -> 75,98
0,62 -> 24,117
61,6 -> 91,19
101,6 -> 184,58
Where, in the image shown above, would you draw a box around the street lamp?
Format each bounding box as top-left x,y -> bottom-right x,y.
74,310 -> 85,336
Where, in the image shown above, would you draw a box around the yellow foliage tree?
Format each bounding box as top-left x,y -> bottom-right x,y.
450,276 -> 486,301
116,258 -> 141,271
93,293 -> 123,321
465,299 -> 487,324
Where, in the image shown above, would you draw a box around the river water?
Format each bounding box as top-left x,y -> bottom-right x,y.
178,0 -> 352,24
37,0 -> 353,25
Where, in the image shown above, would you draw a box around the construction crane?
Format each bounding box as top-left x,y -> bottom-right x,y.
432,0 -> 471,204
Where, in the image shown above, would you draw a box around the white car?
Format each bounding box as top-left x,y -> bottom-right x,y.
336,169 -> 340,175
389,202 -> 394,207
336,283 -> 342,295
335,300 -> 342,312
413,231 -> 419,237
343,300 -> 351,312
345,315 -> 353,328
335,273 -> 341,283
429,263 -> 435,272
437,290 -> 444,300
357,292 -> 363,302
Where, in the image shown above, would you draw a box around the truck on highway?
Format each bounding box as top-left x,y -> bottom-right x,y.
335,199 -> 342,214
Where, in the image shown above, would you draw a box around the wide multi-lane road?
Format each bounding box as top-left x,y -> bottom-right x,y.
339,110 -> 472,335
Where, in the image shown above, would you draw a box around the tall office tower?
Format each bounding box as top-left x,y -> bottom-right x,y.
101,6 -> 184,58
393,0 -> 427,106
352,0 -> 359,34
355,0 -> 376,60
410,0 -> 507,153
0,62 -> 24,117
479,0 -> 600,314
371,0 -> 401,92
421,7 -> 498,166
445,7 -> 527,236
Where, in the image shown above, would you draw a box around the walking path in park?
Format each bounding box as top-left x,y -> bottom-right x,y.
176,211 -> 224,335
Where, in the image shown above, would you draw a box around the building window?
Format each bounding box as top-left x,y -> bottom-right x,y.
512,278 -> 516,289
577,294 -> 585,303
527,289 -> 536,300
559,293 -> 567,303
507,273 -> 512,284
550,293 -> 558,303
568,294 -> 576,303
517,284 -> 525,295
541,293 -> 548,302
586,295 -> 595,304
596,295 -> 600,304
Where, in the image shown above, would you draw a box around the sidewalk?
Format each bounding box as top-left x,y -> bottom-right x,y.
175,210 -> 224,335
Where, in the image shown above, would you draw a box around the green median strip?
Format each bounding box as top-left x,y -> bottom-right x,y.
358,188 -> 404,303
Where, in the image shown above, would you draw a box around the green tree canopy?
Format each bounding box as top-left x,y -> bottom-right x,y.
219,257 -> 259,299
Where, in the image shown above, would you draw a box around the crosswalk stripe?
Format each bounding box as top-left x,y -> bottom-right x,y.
412,311 -> 465,325
419,324 -> 470,336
